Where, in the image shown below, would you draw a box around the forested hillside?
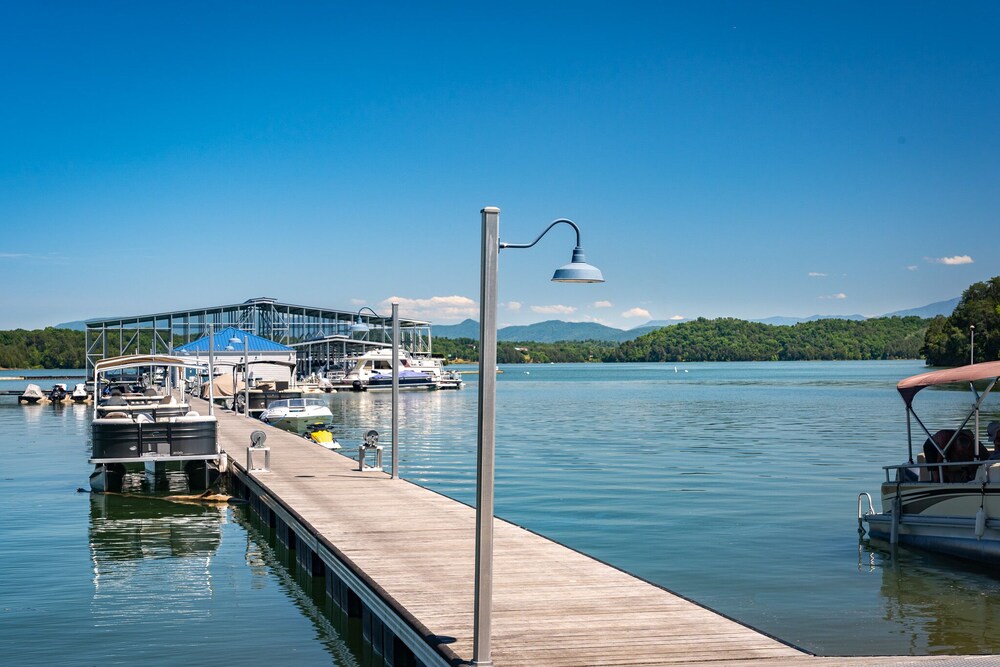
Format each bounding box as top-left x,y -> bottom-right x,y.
607,316 -> 928,362
435,316 -> 929,364
0,329 -> 86,369
922,276 -> 1000,366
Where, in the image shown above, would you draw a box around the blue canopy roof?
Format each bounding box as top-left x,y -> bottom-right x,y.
174,327 -> 293,353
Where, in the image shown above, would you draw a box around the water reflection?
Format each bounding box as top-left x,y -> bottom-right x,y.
89,493 -> 225,624
236,508 -> 361,666
860,540 -> 1000,654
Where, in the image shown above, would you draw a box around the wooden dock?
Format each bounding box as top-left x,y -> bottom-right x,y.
205,400 -> 977,666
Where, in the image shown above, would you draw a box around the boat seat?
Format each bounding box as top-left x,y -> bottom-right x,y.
170,414 -> 216,423
101,412 -> 129,420
988,463 -> 1000,484
184,411 -> 200,417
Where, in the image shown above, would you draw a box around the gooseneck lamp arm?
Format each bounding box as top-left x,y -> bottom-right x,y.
499,218 -> 582,250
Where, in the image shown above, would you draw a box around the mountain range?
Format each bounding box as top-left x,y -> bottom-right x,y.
431,297 -> 960,343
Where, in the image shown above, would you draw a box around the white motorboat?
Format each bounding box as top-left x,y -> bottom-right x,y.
342,348 -> 462,391
860,360 -> 1000,564
89,354 -> 220,493
259,397 -> 334,434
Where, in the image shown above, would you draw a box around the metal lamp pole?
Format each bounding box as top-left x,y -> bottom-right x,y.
392,301 -> 399,479
243,335 -> 250,417
472,206 -> 604,666
971,325 -> 976,365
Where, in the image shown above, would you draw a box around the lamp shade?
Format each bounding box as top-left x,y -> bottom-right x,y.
350,318 -> 370,333
551,247 -> 605,283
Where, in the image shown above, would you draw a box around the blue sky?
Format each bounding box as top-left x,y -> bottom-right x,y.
1,2 -> 997,330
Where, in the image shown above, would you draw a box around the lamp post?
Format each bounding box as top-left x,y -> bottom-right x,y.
472,206 -> 604,666
971,325 -> 976,365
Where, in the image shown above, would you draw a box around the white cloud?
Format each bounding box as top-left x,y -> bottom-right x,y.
808,272 -> 827,277
380,295 -> 478,322
593,300 -> 613,308
669,315 -> 685,321
505,301 -> 522,311
926,255 -> 974,265
907,265 -> 918,271
621,307 -> 652,319
349,298 -> 367,306
530,304 -> 577,315
818,293 -> 847,300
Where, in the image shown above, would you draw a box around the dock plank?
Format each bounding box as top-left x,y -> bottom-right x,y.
202,400 -> 976,666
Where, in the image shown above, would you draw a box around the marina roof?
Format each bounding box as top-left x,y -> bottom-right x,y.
174,327 -> 294,353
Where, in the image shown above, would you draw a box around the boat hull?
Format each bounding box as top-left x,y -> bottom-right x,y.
865,481 -> 1000,564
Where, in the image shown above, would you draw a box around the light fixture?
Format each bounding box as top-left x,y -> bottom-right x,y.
350,306 -> 382,334
473,208 -> 604,666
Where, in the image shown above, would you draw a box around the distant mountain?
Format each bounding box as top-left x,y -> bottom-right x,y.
431,319 -> 481,339
433,319 -> 651,343
432,297 -> 956,343
634,319 -> 687,329
498,320 -> 637,343
882,297 -> 959,319
753,314 -> 866,326
53,320 -> 87,331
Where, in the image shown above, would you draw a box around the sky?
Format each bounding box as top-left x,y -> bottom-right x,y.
1,2 -> 998,330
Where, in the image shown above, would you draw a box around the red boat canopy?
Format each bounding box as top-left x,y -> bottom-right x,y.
897,360 -> 1000,406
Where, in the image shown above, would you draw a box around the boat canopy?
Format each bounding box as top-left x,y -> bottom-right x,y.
897,360 -> 1000,406
94,354 -> 209,375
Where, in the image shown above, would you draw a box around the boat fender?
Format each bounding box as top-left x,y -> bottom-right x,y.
975,507 -> 986,539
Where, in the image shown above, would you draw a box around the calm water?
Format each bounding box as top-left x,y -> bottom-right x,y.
3,361 -> 1000,664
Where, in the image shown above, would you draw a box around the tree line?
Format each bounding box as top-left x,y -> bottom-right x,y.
433,316 -> 930,364
0,328 -> 86,369
922,276 -> 1000,366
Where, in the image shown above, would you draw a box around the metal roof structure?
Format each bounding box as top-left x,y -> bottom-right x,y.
84,297 -> 433,378
174,327 -> 294,353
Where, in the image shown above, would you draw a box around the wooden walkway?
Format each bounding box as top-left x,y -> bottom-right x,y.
204,400 -> 978,667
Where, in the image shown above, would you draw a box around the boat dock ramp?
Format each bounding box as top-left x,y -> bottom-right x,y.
205,399 -> 974,666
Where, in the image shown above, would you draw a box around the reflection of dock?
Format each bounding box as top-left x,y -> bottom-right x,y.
208,400 -> 974,665
89,493 -> 224,625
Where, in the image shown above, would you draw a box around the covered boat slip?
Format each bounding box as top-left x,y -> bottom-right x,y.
206,401 -> 968,666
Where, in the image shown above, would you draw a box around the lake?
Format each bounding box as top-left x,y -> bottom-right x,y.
3,360 -> 1000,665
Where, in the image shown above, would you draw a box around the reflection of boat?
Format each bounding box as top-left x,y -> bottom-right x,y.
89,493 -> 223,623
89,355 -> 219,493
858,540 -> 1000,653
861,361 -> 1000,564
18,383 -> 44,404
259,397 -> 333,434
